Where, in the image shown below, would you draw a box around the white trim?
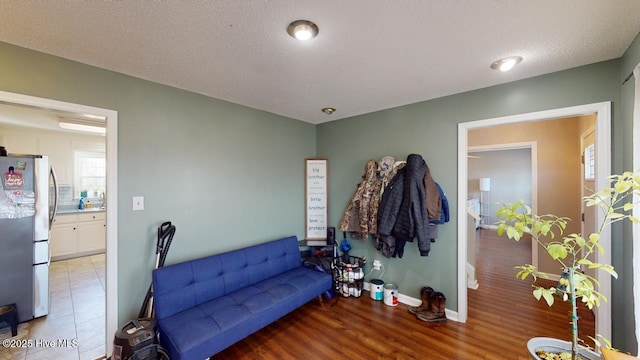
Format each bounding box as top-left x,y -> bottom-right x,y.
457,102 -> 612,343
0,90 -> 118,358
632,64 -> 640,349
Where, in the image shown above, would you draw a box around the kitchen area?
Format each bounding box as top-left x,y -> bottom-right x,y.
0,102 -> 107,359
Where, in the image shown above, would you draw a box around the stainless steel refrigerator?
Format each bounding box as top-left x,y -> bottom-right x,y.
0,154 -> 58,322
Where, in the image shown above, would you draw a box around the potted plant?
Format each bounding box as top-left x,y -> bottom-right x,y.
496,171 -> 640,360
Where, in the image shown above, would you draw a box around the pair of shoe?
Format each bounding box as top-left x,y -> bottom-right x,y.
408,286 -> 447,323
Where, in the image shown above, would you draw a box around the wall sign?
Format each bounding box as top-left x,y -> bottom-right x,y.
305,159 -> 328,240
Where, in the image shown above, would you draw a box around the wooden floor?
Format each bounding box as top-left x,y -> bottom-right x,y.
212,229 -> 594,359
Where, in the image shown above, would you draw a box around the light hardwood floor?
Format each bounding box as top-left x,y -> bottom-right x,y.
0,254 -> 106,360
212,229 -> 594,359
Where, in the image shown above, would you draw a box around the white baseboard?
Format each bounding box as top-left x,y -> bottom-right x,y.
362,281 -> 459,322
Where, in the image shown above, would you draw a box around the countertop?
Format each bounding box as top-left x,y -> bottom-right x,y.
57,207 -> 106,215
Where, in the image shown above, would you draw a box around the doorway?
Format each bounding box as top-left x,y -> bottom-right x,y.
467,144 -> 536,274
0,90 -> 118,358
457,102 -> 612,341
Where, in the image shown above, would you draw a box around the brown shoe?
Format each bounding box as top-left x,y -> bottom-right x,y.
416,291 -> 447,323
408,286 -> 433,314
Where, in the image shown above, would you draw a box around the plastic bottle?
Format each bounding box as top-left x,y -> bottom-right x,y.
78,198 -> 85,210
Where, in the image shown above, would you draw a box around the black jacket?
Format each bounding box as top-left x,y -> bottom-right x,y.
376,166 -> 405,257
392,154 -> 429,256
377,154 -> 431,257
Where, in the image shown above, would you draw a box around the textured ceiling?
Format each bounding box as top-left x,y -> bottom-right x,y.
0,1 -> 639,124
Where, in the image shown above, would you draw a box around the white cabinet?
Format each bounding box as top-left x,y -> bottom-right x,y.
77,212 -> 106,253
51,214 -> 78,259
2,134 -> 37,154
38,138 -> 72,185
51,212 -> 105,260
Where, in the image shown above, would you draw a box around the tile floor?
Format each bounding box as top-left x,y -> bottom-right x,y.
1,254 -> 106,360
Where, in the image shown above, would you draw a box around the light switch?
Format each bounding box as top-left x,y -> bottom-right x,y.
133,196 -> 144,211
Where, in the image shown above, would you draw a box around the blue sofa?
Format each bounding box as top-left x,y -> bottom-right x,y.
151,236 -> 333,360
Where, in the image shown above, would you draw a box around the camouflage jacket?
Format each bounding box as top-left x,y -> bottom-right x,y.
339,160 -> 379,239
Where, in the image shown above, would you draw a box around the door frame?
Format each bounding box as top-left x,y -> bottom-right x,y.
0,90 -> 118,357
457,101 -> 612,341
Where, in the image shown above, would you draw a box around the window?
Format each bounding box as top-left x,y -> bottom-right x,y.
74,151 -> 105,198
584,144 -> 595,180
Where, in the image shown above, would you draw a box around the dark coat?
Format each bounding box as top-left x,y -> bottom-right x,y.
392,154 -> 429,257
376,166 -> 405,257
377,154 -> 430,258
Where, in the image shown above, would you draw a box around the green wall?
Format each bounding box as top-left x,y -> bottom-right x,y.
317,59 -> 638,352
0,42 -> 316,324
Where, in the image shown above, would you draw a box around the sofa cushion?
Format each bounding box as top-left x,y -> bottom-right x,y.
153,236 -> 304,320
158,266 -> 331,359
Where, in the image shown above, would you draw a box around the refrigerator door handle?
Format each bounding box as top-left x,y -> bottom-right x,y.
49,165 -> 58,228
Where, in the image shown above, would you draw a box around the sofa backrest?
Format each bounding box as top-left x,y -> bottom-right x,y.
152,236 -> 303,320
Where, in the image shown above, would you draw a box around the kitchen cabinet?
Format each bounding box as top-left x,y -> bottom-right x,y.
50,223 -> 78,259
38,138 -> 71,185
77,212 -> 106,253
51,211 -> 105,260
50,214 -> 78,259
2,134 -> 37,154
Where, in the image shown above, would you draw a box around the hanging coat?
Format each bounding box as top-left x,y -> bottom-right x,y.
391,154 -> 429,258
339,160 -> 378,239
423,183 -> 451,249
424,163 -> 441,222
367,156 -> 397,236
376,166 -> 405,257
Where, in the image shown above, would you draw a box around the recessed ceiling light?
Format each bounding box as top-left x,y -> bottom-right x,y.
321,107 -> 336,115
490,56 -> 523,72
287,20 -> 319,41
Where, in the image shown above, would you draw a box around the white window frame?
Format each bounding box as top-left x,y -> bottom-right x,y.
74,150 -> 106,198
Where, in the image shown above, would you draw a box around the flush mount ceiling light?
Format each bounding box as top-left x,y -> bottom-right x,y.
321,107 -> 336,115
58,117 -> 106,135
490,56 -> 523,72
287,20 -> 319,41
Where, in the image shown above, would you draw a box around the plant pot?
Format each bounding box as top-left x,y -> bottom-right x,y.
528,337 -> 601,360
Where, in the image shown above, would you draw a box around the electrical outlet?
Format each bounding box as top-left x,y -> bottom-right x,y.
133,196 -> 144,211
373,260 -> 382,270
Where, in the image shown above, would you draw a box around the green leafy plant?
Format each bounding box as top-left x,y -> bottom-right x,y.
496,171 -> 640,360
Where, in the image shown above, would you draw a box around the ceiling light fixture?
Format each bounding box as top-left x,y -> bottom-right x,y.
58,117 -> 106,134
321,107 -> 336,115
287,20 -> 319,41
490,56 -> 523,72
